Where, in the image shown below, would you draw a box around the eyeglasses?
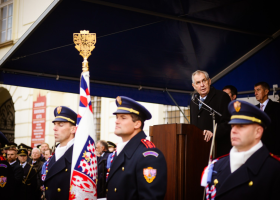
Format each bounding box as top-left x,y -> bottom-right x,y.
194,78 -> 208,86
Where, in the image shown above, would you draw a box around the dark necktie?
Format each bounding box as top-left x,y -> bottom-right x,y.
199,98 -> 205,110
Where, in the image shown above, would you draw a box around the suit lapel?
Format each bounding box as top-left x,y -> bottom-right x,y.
107,131 -> 146,182
264,99 -> 272,113
198,87 -> 216,114
45,145 -> 73,181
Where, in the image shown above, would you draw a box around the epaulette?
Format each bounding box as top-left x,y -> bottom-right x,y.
270,153 -> 280,161
213,153 -> 229,162
141,139 -> 156,149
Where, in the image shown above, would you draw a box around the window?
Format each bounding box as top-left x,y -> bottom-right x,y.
164,105 -> 190,124
91,96 -> 101,140
0,0 -> 13,43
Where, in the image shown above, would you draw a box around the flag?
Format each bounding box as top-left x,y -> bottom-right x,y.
69,71 -> 97,200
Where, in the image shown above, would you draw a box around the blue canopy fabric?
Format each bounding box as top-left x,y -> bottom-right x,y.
0,0 -> 280,106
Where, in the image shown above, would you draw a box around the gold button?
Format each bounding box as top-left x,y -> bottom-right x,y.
122,167 -> 124,171
57,188 -> 61,192
46,187 -> 48,190
46,170 -> 48,173
214,179 -> 218,186
271,154 -> 274,156
108,168 -> 110,172
114,188 -> 117,192
65,169 -> 68,172
144,139 -> 146,142
249,181 -> 253,186
106,189 -> 108,192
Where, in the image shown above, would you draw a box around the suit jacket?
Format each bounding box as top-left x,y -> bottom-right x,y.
0,157 -> 15,200
21,163 -> 38,200
44,145 -> 73,200
10,161 -> 24,199
209,146 -> 280,200
256,99 -> 280,155
106,131 -> 167,200
97,151 -> 111,198
190,87 -> 232,157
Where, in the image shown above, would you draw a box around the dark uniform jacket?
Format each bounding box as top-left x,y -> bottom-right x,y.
97,151 -> 111,198
28,158 -> 44,199
0,156 -> 15,200
190,87 -> 232,157
10,160 -> 24,199
44,145 -> 73,200
256,99 -> 280,155
106,131 -> 167,200
209,146 -> 280,200
21,162 -> 38,200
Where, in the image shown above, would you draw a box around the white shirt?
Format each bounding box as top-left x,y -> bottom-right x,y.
230,141 -> 263,173
200,96 -> 207,101
260,99 -> 269,111
55,138 -> 75,161
21,161 -> 27,168
9,160 -> 17,165
116,140 -> 129,156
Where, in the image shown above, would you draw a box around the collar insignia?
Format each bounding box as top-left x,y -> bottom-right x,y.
116,96 -> 122,105
234,101 -> 241,112
57,106 -> 62,114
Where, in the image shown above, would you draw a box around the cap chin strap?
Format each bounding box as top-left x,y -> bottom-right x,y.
117,107 -> 139,115
231,115 -> 261,123
54,116 -> 75,124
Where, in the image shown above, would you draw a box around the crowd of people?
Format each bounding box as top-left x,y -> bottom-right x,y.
0,69 -> 280,200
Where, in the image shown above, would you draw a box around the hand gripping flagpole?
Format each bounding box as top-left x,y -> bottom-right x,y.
69,30 -> 98,200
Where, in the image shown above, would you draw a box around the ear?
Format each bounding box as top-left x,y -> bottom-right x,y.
70,125 -> 77,134
134,120 -> 142,129
255,125 -> 263,140
265,89 -> 269,96
192,83 -> 196,91
233,95 -> 237,100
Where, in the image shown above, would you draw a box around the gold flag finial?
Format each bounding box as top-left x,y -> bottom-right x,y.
73,30 -> 96,72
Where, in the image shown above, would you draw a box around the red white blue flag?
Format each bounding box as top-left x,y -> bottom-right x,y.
69,71 -> 97,200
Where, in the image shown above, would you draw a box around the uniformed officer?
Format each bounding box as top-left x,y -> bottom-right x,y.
17,147 -> 37,200
202,100 -> 280,200
106,96 -> 167,200
0,132 -> 15,200
43,106 -> 77,200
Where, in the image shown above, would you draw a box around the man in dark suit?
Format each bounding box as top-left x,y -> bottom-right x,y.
18,148 -> 37,200
223,85 -> 238,101
202,100 -> 280,200
106,96 -> 167,200
254,82 -> 280,155
96,140 -> 111,198
0,132 -> 15,200
44,106 -> 77,200
190,70 -> 232,157
7,147 -> 23,199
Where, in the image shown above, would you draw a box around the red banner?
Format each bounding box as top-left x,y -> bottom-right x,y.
31,94 -> 46,148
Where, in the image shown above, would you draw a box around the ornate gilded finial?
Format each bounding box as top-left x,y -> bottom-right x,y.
214,179 -> 218,186
234,101 -> 241,112
117,96 -> 122,105
73,30 -> 96,72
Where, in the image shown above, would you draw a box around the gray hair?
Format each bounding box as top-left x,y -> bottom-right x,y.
192,70 -> 210,83
32,148 -> 41,154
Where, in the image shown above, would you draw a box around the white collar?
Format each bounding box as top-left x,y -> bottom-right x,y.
260,99 -> 269,106
230,141 -> 263,173
9,160 -> 17,165
200,95 -> 207,100
21,161 -> 27,168
101,152 -> 105,157
116,140 -> 129,156
55,138 -> 75,161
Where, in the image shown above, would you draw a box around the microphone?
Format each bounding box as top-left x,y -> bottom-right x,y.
191,92 -> 198,101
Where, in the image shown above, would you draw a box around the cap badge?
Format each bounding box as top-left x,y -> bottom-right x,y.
57,106 -> 62,114
21,150 -> 24,153
116,96 -> 122,105
0,176 -> 7,187
143,167 -> 157,183
234,101 -> 241,112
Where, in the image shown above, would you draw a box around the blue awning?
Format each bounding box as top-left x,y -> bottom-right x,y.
1,0 -> 280,106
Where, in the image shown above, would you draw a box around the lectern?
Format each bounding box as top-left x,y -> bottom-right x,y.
149,124 -> 211,200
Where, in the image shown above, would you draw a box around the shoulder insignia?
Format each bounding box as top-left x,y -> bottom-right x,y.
141,139 -> 156,149
0,176 -> 7,187
270,153 -> 280,161
143,151 -> 159,157
143,167 -> 157,183
0,164 -> 7,168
